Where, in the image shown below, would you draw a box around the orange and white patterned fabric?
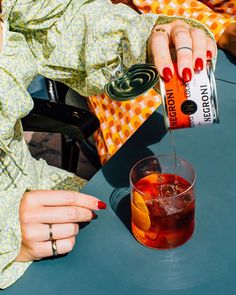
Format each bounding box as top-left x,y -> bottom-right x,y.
133,0 -> 236,41
89,0 -> 236,165
88,89 -> 162,164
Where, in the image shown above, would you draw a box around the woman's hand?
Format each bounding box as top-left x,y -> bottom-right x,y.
15,190 -> 106,262
148,20 -> 217,82
218,22 -> 236,57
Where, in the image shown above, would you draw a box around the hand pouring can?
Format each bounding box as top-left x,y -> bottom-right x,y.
159,62 -> 219,130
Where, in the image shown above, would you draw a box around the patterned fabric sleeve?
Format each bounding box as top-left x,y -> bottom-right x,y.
0,28 -> 36,288
19,0 -> 159,97
0,188 -> 32,289
0,20 -> 86,288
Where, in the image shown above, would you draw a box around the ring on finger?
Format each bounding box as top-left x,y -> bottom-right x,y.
152,27 -> 170,38
176,46 -> 193,52
49,224 -> 53,241
51,240 -> 58,256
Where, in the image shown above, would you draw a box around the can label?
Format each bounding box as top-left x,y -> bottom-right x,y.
160,62 -> 219,130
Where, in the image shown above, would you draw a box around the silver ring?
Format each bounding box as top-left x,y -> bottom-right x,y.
49,224 -> 53,241
51,240 -> 58,256
176,46 -> 193,52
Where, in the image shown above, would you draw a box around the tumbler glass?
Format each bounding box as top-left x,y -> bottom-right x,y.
130,154 -> 196,249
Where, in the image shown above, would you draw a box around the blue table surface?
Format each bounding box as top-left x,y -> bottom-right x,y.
3,50 -> 236,295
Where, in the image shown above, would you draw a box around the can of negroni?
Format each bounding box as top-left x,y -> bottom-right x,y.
160,62 -> 219,129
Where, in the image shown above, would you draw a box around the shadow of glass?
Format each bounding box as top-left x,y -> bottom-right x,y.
109,187 -> 131,233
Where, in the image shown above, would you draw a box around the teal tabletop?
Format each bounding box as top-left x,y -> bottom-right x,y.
3,50 -> 236,295
215,50 -> 236,84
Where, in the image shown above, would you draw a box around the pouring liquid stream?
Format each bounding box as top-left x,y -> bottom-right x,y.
169,130 -> 177,168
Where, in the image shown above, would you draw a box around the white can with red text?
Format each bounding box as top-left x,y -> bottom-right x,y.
160,62 -> 219,130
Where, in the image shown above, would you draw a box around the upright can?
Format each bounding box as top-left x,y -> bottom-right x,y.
160,62 -> 219,130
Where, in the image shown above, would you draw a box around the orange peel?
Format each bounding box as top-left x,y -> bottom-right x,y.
133,191 -> 149,213
131,191 -> 150,231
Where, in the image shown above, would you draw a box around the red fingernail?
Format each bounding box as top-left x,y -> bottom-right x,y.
162,67 -> 172,82
92,212 -> 97,219
98,201 -> 107,209
207,50 -> 212,59
182,68 -> 192,83
195,58 -> 203,71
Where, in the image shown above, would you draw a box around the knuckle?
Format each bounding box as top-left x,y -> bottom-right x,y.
23,227 -> 34,241
73,223 -> 79,235
67,207 -> 77,221
194,50 -> 206,58
153,34 -> 168,42
30,245 -> 41,259
178,52 -> 192,59
172,19 -> 185,27
154,53 -> 166,60
80,209 -> 91,222
23,191 -> 36,206
191,27 -> 205,36
197,29 -> 206,37
65,192 -> 75,204
67,237 -> 76,251
208,38 -> 216,50
175,30 -> 190,39
20,209 -> 32,224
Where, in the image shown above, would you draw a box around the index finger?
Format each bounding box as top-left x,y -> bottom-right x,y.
149,26 -> 174,81
26,190 -> 106,210
170,22 -> 193,81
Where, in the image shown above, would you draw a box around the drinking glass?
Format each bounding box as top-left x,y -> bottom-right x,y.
129,154 -> 196,249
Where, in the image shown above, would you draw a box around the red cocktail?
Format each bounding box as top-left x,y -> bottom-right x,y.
130,155 -> 196,249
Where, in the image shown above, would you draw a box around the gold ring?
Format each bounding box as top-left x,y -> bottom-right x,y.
49,224 -> 53,241
152,27 -> 169,38
51,240 -> 58,256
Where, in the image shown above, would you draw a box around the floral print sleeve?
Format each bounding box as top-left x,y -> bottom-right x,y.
0,21 -> 86,289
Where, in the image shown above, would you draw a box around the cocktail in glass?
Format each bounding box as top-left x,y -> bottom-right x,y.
130,155 -> 196,249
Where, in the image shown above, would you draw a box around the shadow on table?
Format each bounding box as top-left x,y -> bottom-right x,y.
102,111 -> 167,188
224,50 -> 236,65
106,111 -> 166,232
110,187 -> 131,232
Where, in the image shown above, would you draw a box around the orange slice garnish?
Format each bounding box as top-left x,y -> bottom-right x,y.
131,191 -> 150,231
144,173 -> 163,184
133,191 -> 149,213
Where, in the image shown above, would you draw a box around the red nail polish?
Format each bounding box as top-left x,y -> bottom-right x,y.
182,68 -> 192,83
207,50 -> 212,59
162,67 -> 172,82
98,201 -> 107,209
195,58 -> 203,71
92,212 -> 97,219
